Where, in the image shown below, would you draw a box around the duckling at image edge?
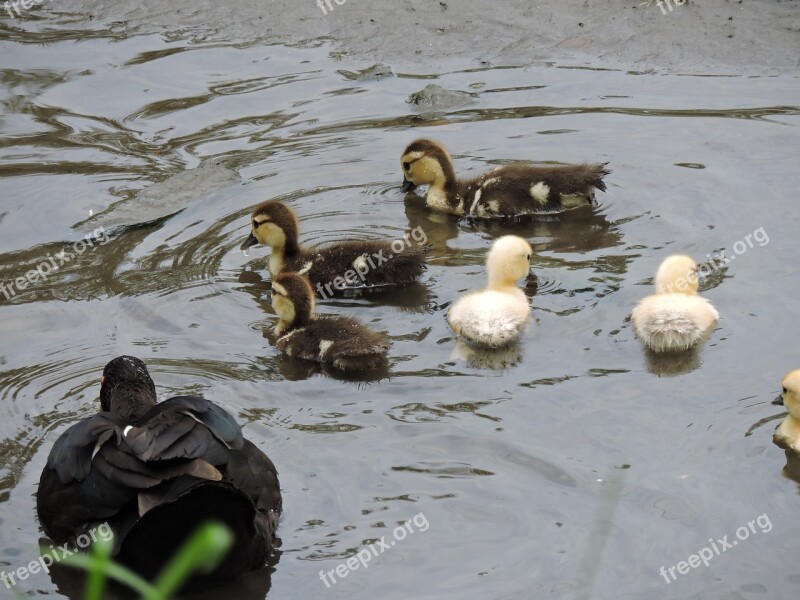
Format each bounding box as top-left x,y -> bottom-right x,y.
631,255 -> 719,353
772,370 -> 800,453
448,235 -> 533,349
241,200 -> 427,296
400,138 -> 610,218
36,356 -> 281,592
271,272 -> 391,371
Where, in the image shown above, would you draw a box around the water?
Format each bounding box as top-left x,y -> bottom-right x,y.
1,11 -> 800,600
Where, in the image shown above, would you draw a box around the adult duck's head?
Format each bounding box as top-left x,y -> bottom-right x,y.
773,370 -> 800,420
99,355 -> 157,420
486,235 -> 532,290
400,138 -> 456,193
654,255 -> 699,295
241,201 -> 300,253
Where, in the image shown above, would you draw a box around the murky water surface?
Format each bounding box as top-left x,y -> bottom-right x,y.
1,11 -> 799,600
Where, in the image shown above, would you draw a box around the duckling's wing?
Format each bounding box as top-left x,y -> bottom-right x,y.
467,163 -> 610,217
327,317 -> 391,370
310,316 -> 390,369
304,240 -> 427,291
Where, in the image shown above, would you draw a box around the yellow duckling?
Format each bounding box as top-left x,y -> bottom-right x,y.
448,235 -> 533,348
773,370 -> 800,453
631,255 -> 719,353
400,138 -> 610,218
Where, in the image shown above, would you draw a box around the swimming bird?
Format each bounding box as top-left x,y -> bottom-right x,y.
271,272 -> 390,372
773,369 -> 800,453
240,200 -> 426,297
36,356 -> 281,591
400,138 -> 610,218
631,255 -> 719,353
448,235 -> 533,348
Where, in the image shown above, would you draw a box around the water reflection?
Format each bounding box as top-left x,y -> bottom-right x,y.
402,194 -> 623,256
450,339 -> 524,371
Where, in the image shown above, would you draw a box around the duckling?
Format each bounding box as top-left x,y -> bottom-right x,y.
240,200 -> 426,296
271,272 -> 390,371
772,370 -> 800,453
631,255 -> 719,353
400,138 -> 610,218
448,235 -> 533,348
36,356 -> 281,592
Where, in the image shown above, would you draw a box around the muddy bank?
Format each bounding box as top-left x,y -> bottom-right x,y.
6,0 -> 800,74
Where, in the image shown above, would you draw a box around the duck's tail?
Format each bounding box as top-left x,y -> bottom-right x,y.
588,162 -> 611,193
116,479 -> 272,592
643,316 -> 704,352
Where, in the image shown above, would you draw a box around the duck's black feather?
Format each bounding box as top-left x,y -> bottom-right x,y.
48,415 -> 118,483
36,359 -> 281,592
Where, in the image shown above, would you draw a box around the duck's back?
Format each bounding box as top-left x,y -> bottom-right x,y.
284,241 -> 425,292
277,315 -> 390,370
36,396 -> 281,590
631,294 -> 719,352
449,289 -> 530,348
456,163 -> 609,218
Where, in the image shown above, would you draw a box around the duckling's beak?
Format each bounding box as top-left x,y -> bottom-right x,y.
773,394 -> 785,406
240,233 -> 259,251
401,177 -> 417,193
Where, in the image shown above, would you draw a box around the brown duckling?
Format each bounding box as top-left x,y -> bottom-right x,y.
240,200 -> 427,297
400,138 -> 610,218
271,273 -> 390,371
36,356 -> 281,592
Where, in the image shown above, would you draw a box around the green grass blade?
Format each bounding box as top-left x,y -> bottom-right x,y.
46,548 -> 157,597
148,522 -> 233,600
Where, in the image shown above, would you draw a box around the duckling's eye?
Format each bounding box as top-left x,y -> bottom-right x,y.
252,220 -> 259,229
783,387 -> 788,394
526,253 -> 531,260
403,161 -> 411,171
